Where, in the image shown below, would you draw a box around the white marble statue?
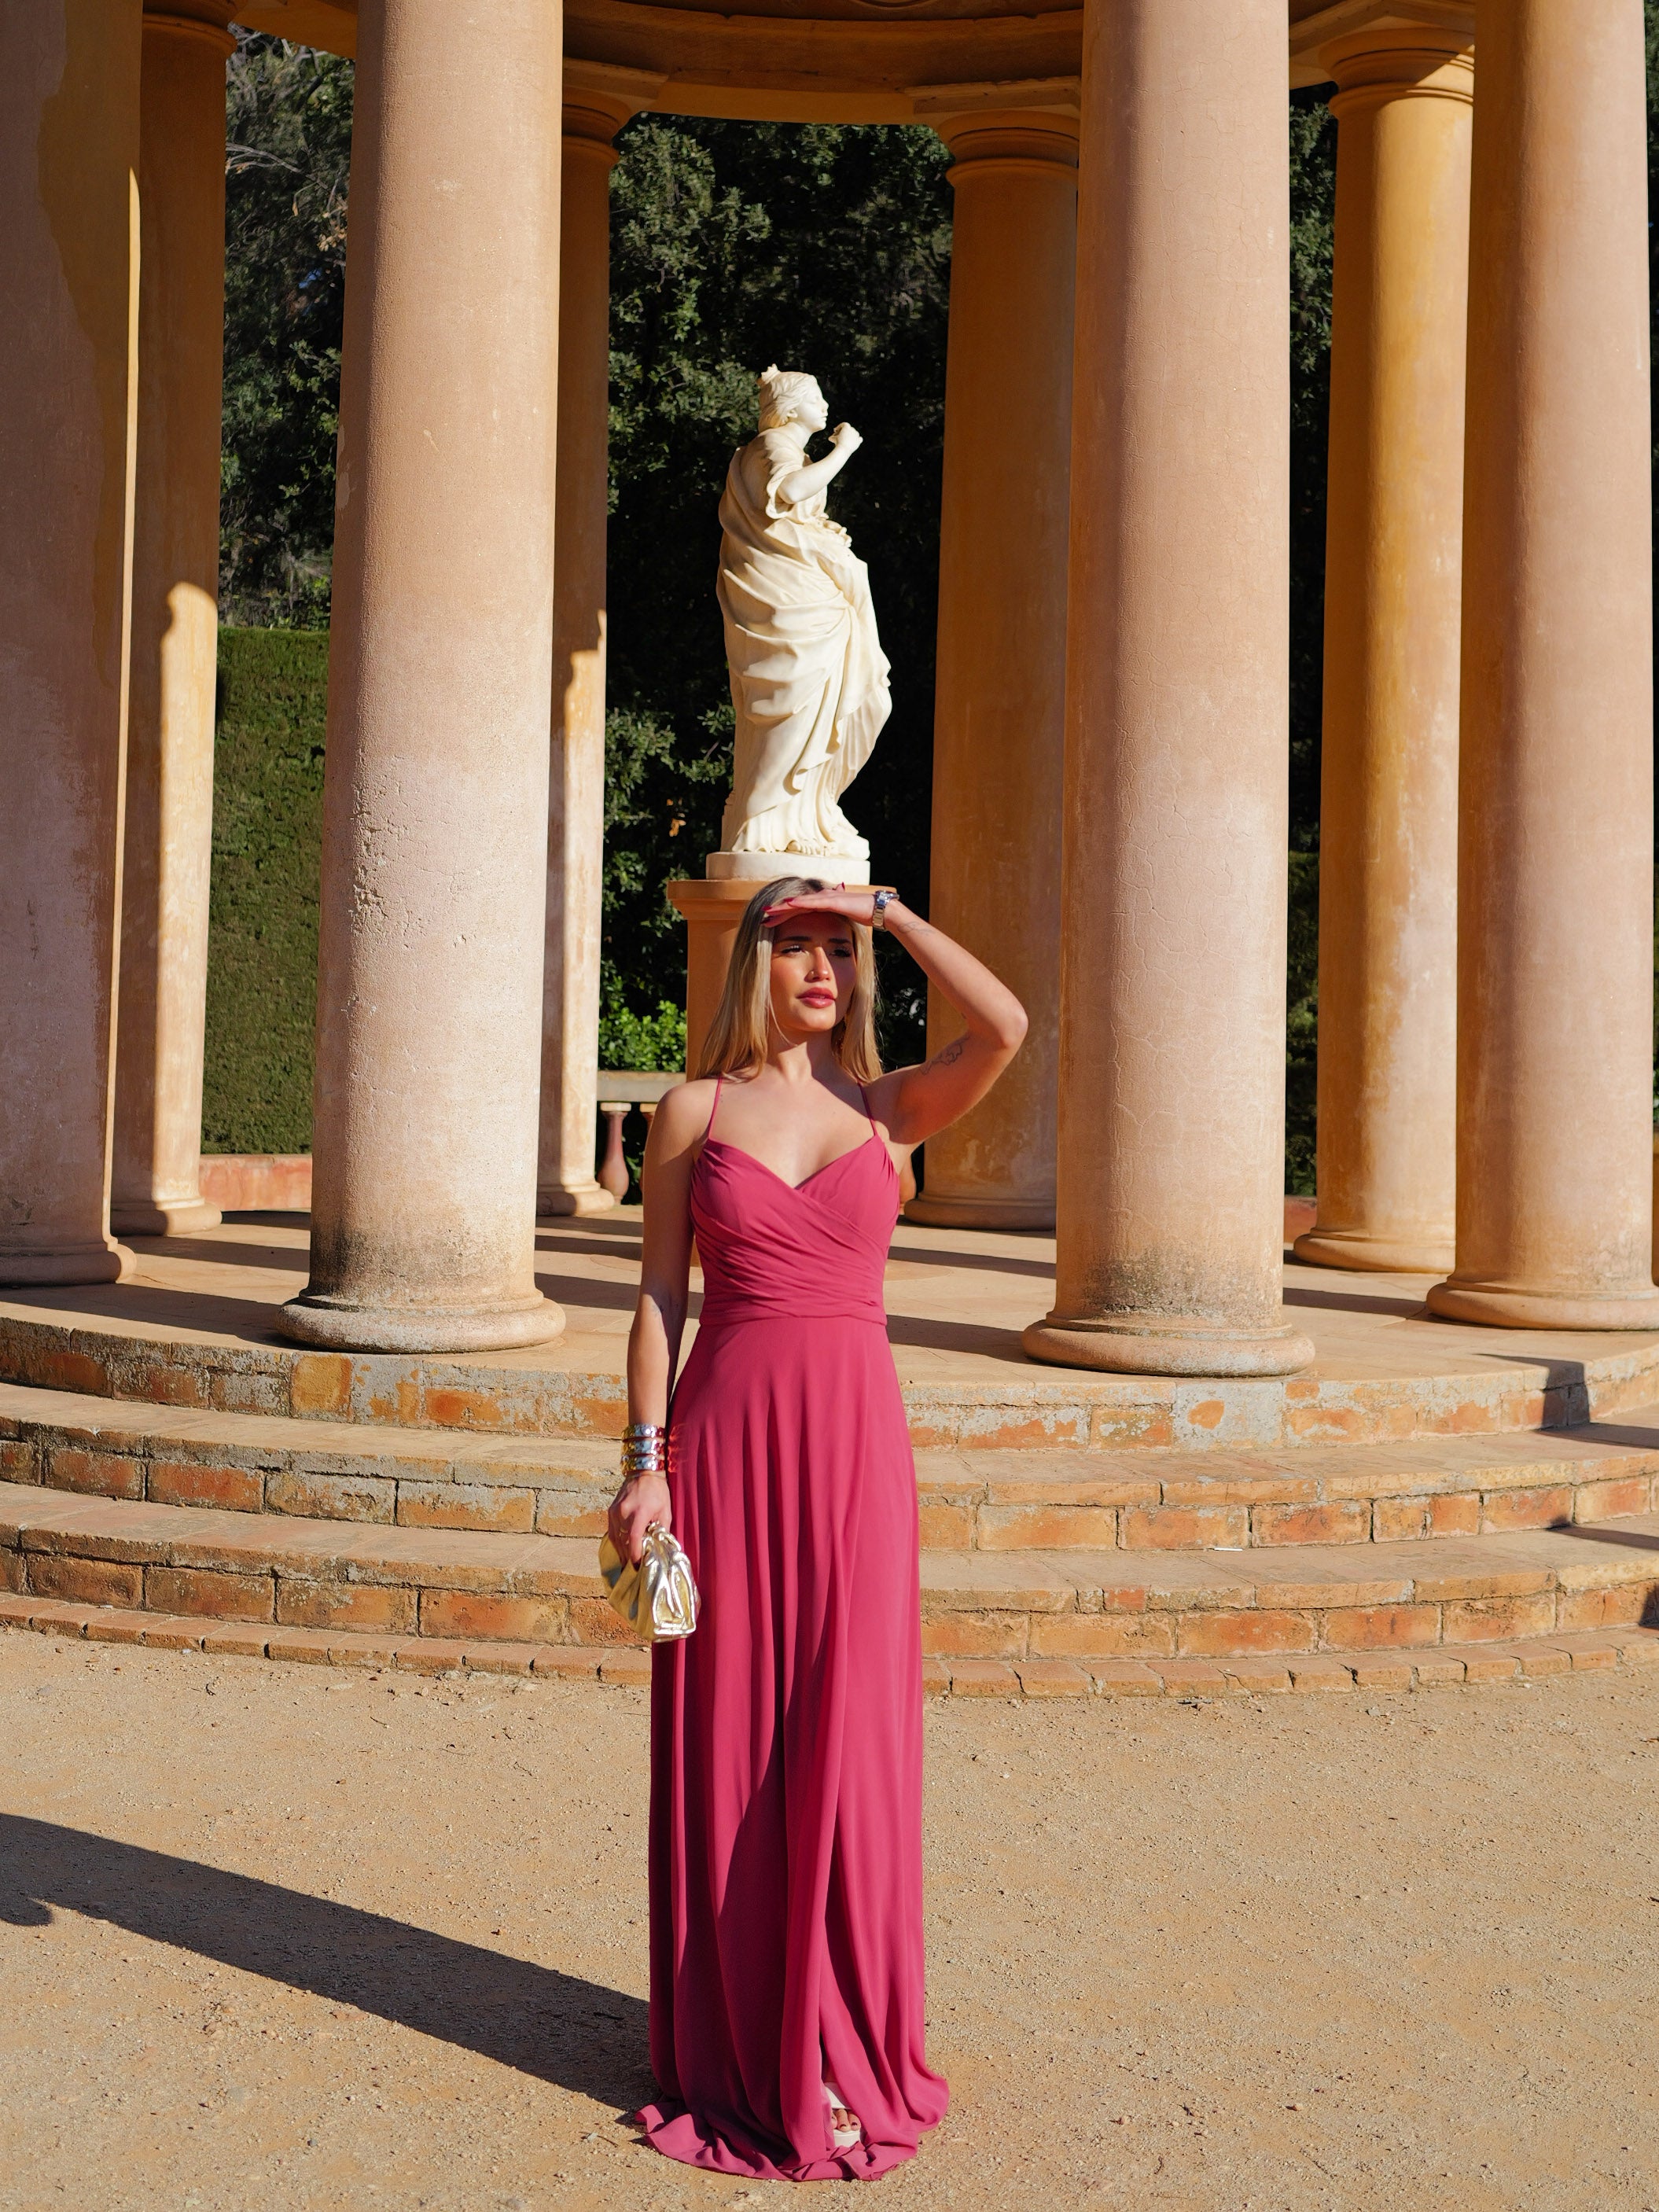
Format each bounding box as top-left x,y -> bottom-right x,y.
710,366 -> 891,881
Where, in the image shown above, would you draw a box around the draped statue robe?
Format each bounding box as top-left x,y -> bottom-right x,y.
716,430 -> 891,859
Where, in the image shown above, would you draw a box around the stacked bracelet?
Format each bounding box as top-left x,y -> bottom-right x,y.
621,1421 -> 668,1480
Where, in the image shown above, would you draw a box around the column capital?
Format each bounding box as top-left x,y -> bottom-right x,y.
1290,2 -> 1473,87
564,59 -> 664,155
910,77 -> 1079,176
915,78 -> 1083,175
1322,26 -> 1473,116
142,4 -> 237,57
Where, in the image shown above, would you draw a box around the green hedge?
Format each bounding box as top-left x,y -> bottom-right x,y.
1285,851 -> 1319,1199
202,628 -> 328,1153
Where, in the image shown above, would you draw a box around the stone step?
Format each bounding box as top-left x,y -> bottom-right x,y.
3,1478 -> 1656,1662
3,1588 -> 1654,1699
7,1379 -> 1659,1550
0,1379 -> 616,1537
914,1419 -> 1659,1548
7,1297 -> 1659,1453
0,1478 -> 605,1648
918,1513 -> 1659,1659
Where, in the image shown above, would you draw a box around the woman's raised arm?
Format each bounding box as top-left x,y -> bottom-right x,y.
761,889 -> 1026,1145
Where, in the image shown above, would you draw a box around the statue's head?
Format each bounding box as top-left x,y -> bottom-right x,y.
756,366 -> 826,432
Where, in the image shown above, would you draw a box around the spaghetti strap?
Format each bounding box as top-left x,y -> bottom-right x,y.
705,1075 -> 724,1140
856,1081 -> 878,1133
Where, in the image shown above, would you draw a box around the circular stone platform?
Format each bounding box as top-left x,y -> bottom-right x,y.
2,1211 -> 1657,1452
4,1214 -> 1658,1679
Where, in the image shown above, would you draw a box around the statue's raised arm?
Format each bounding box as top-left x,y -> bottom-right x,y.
710,366 -> 892,882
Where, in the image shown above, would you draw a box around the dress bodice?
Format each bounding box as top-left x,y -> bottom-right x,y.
691,1135 -> 897,1331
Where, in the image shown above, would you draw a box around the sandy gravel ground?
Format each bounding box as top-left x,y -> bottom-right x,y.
2,1632 -> 1657,2212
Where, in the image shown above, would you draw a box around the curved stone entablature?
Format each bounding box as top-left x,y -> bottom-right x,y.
234,0 -> 1087,120
213,0 -> 1477,105
567,11 -> 1083,121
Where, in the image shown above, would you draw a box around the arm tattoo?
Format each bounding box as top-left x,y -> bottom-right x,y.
929,1035 -> 968,1073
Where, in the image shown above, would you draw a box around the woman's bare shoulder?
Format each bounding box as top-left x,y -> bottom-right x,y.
649,1079 -> 719,1148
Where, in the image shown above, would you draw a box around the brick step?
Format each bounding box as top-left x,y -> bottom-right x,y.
4,1478 -> 1657,1662
1,1589 -> 1653,1699
7,1301 -> 1659,1454
0,1478 -> 605,1648
8,1379 -> 1659,1551
914,1419 -> 1659,1548
921,1513 -> 1659,1660
0,1379 -> 616,1537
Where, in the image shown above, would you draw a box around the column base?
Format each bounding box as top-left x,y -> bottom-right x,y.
1425,1279 -> 1659,1331
0,1240 -> 136,1287
278,1290 -> 565,1355
537,1181 -> 617,1218
1023,1311 -> 1317,1377
904,1193 -> 1055,1231
1293,1227 -> 1454,1275
110,1196 -> 223,1237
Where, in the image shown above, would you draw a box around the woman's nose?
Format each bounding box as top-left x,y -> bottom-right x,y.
808,948 -> 833,981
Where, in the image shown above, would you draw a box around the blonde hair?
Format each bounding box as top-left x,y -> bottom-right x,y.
756,365 -> 822,432
695,877 -> 882,1084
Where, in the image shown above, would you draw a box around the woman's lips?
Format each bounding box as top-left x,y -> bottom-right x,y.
799,992 -> 836,1007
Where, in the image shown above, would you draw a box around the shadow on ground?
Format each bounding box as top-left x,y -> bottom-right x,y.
128,1237 -> 311,1275
1281,1283 -> 1429,1319
889,1242 -> 1056,1283
0,1815 -> 651,2106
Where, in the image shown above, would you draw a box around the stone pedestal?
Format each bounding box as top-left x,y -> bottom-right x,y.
538,67 -> 660,1219
281,0 -> 565,1354
1428,0 -> 1659,1331
665,879 -> 763,1079
112,4 -> 236,1239
0,1 -> 143,1288
704,852 -> 869,884
905,102 -> 1076,1234
1024,0 -> 1313,1378
1293,28 -> 1470,1278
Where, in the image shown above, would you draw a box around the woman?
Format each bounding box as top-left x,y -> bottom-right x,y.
611,877 -> 1026,2181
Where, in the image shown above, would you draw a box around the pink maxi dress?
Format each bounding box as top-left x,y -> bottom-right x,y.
638,1084 -> 949,2181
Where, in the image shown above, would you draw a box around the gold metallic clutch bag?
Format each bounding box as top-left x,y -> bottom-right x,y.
598,1524 -> 700,1642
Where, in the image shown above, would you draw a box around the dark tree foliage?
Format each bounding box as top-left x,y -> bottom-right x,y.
601,119 -> 953,1063
1285,95 -> 1337,1188
219,35 -> 351,628
1649,1 -> 1659,777
1288,92 -> 1337,856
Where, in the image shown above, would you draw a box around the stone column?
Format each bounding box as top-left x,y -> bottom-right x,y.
1429,0 -> 1659,1330
1293,27 -> 1471,1276
281,0 -> 565,1353
903,101 -> 1076,1232
664,878 -> 763,1080
1024,0 -> 1314,1376
0,1 -> 143,1288
539,70 -> 658,1215
111,4 -> 234,1238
